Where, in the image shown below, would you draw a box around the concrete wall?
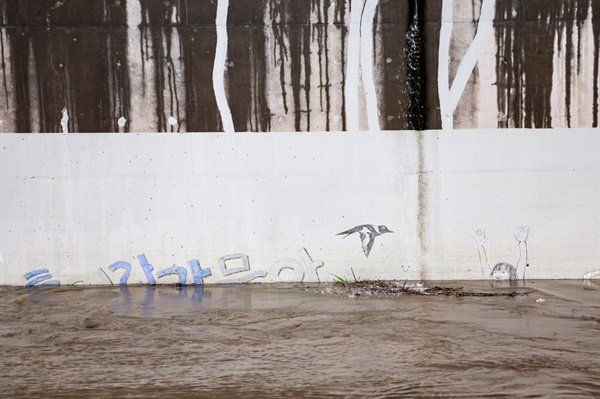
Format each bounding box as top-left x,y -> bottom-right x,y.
0,0 -> 599,285
1,129 -> 598,285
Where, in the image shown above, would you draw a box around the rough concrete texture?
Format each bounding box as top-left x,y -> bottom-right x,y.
0,1 -> 598,285
1,130 -> 598,285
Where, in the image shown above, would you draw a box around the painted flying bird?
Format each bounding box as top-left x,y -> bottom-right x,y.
336,224 -> 393,258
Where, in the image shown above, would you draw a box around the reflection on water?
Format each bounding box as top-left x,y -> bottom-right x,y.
0,281 -> 598,398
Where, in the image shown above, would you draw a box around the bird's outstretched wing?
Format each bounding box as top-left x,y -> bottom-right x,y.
336,225 -> 365,238
360,232 -> 375,258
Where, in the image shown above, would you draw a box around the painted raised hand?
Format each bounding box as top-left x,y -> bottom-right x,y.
514,225 -> 530,243
472,229 -> 489,247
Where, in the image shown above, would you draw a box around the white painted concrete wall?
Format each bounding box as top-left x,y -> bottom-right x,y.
1,129 -> 598,286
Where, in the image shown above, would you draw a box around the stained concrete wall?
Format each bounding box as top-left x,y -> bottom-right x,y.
0,0 -> 599,285
1,0 -> 598,132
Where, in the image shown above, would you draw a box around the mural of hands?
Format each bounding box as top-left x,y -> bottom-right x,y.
514,225 -> 530,243
472,229 -> 489,247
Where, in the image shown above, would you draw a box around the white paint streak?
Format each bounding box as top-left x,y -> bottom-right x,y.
213,0 -> 235,133
449,0 -> 495,112
345,0 -> 363,132
360,0 -> 380,132
439,0 -> 496,130
60,108 -> 69,134
438,0 -> 453,130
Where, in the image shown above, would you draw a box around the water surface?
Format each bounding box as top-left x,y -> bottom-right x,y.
0,280 -> 598,398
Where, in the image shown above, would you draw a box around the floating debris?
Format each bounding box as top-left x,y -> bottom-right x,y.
326,280 -> 531,298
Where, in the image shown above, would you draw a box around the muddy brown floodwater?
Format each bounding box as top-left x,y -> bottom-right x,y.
1,280 -> 598,398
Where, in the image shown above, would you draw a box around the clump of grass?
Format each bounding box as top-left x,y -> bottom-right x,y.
332,268 -> 362,286
332,274 -> 349,285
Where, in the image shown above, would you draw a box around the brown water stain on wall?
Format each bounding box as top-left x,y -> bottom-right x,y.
3,0 -> 130,133
1,0 -> 597,132
592,0 -> 599,127
138,0 -> 185,132
270,0 -> 314,132
269,0 -> 348,132
184,1 -> 220,132
228,1 -> 271,132
378,0 -> 411,130
422,0 -> 442,130
494,0 -> 595,128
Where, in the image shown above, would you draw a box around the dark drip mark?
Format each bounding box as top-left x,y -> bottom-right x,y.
495,0 -> 518,128
314,3 -> 324,114
560,1 -> 587,128
0,0 -> 9,109
2,1 -> 23,127
307,0 -> 333,130
378,0 -> 409,130
521,2 -> 554,128
592,0 -> 599,127
184,1 -> 221,132
254,23 -> 272,132
270,1 -> 289,116
283,1 -> 311,131
166,9 -> 182,133
228,1 -> 271,132
372,5 -> 378,71
165,7 -> 175,132
138,0 -> 185,132
139,12 -> 147,97
565,2 -> 574,128
0,26 -> 8,109
288,7 -> 305,131
105,3 -> 131,132
7,29 -> 34,131
303,7 -> 311,131
5,0 -> 130,132
323,1 -> 331,131
270,0 -> 346,131
574,0 -> 591,121
333,0 -> 347,131
494,0 -> 591,128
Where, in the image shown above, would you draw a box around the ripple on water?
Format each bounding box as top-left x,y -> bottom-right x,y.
0,281 -> 598,398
